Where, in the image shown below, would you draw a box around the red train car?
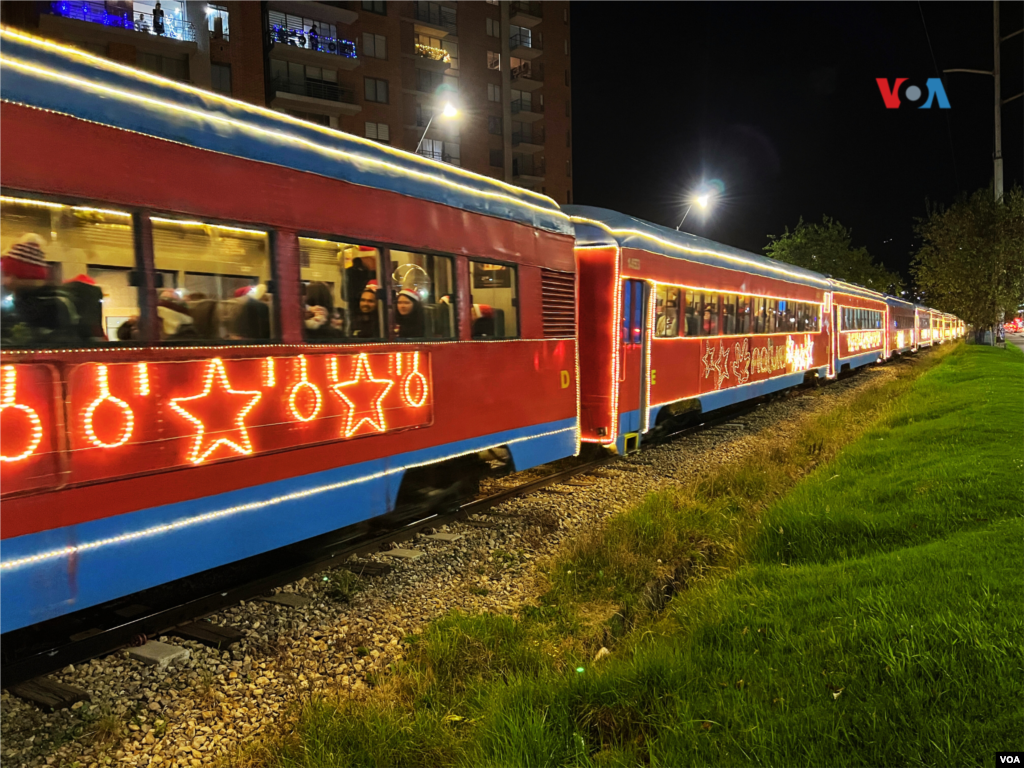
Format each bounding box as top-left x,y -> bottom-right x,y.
886,296 -> 918,355
830,281 -> 889,369
566,207 -> 832,455
0,30 -> 578,633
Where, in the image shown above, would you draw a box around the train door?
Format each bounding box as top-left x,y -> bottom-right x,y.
618,278 -> 646,453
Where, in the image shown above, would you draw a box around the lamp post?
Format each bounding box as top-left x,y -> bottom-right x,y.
415,101 -> 458,155
676,193 -> 711,231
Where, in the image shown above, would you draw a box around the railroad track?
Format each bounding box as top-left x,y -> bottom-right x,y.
0,381 -> 820,692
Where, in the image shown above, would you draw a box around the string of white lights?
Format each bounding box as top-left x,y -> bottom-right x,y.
0,425 -> 577,572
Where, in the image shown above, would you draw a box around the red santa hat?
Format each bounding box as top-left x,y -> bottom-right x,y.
1,233 -> 48,280
471,303 -> 494,320
397,288 -> 421,303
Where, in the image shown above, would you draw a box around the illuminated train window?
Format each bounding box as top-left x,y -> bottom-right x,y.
390,251 -> 456,340
151,217 -> 271,342
654,284 -> 680,338
470,260 -> 518,339
0,195 -> 135,348
299,237 -> 383,341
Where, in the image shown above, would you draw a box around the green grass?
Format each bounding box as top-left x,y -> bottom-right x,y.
247,345 -> 1024,768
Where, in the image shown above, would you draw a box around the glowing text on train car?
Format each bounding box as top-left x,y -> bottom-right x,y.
786,335 -> 815,371
846,330 -> 883,352
701,334 -> 816,391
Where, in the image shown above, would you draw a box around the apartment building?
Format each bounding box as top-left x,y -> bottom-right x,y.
1,0 -> 572,203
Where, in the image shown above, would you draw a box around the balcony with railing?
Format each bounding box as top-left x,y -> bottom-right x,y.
509,31 -> 543,60
44,1 -> 196,42
509,1 -> 543,27
512,127 -> 545,153
414,42 -> 451,72
511,61 -> 543,92
267,23 -> 359,69
512,156 -> 545,181
511,97 -> 544,122
270,77 -> 360,117
414,3 -> 457,35
417,147 -> 455,165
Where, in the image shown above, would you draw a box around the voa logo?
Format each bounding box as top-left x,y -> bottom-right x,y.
876,78 -> 951,109
997,755 -> 1022,764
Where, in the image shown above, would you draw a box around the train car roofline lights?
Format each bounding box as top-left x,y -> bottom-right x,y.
0,66 -> 562,226
0,28 -> 559,209
569,216 -> 831,288
0,425 -> 577,572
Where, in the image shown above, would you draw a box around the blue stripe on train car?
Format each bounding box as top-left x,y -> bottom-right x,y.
0,418 -> 576,633
0,31 -> 570,237
840,350 -> 883,371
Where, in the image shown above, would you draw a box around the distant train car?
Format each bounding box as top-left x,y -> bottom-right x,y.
566,206 -> 831,455
886,295 -> 918,355
829,281 -> 889,371
0,30 -> 577,633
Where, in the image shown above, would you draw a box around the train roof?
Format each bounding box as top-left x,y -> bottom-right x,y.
885,295 -> 918,310
829,279 -> 889,303
0,27 -> 571,237
564,205 -> 831,290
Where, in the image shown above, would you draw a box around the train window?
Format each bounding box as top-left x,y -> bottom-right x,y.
151,217 -> 271,342
630,281 -> 643,344
391,250 -> 455,339
682,291 -> 697,337
470,260 -> 517,339
736,295 -> 752,335
654,285 -> 679,338
721,294 -> 738,335
699,293 -> 720,336
298,237 -> 383,341
1,195 -> 136,347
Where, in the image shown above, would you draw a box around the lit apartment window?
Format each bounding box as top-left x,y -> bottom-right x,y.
488,115 -> 502,135
364,77 -> 389,103
487,83 -> 501,102
362,33 -> 386,59
211,63 -> 231,95
362,0 -> 386,15
207,4 -> 229,40
442,40 -> 459,70
486,17 -> 499,37
365,122 -> 390,143
487,51 -> 500,70
509,25 -> 531,49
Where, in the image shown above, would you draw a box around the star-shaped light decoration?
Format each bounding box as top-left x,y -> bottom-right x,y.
169,358 -> 262,464
330,353 -> 394,438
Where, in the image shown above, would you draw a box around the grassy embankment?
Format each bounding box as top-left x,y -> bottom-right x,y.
247,344 -> 1024,768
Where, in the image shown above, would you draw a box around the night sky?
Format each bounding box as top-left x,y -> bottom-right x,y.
570,2 -> 1024,281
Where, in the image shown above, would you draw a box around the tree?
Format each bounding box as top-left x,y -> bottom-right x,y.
913,187 -> 1024,330
765,216 -> 905,294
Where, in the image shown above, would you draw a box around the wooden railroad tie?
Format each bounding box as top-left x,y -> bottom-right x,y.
172,621 -> 245,649
8,677 -> 90,712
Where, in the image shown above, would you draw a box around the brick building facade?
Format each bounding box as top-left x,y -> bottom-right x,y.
1,0 -> 572,202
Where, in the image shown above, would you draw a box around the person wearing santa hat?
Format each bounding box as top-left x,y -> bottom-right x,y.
471,303 -> 496,338
1,233 -> 72,345
395,288 -> 425,338
350,281 -> 381,338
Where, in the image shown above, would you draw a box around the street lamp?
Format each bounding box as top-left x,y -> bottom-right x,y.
676,193 -> 713,231
415,101 -> 458,155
